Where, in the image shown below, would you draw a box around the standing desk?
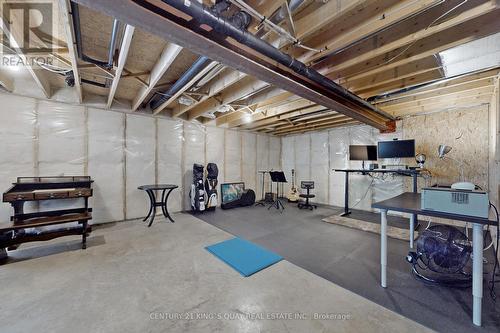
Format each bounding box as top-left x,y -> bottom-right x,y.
373,192 -> 497,327
333,168 -> 421,247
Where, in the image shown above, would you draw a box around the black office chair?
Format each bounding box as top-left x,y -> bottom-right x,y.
298,181 -> 317,210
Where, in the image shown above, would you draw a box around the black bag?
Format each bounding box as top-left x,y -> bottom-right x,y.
240,189 -> 256,206
190,164 -> 206,212
205,163 -> 219,211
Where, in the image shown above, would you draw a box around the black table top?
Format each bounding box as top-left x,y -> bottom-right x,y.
333,168 -> 420,174
138,184 -> 178,191
372,192 -> 496,225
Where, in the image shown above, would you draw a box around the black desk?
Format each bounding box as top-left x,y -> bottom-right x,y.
138,184 -> 178,227
333,168 -> 421,216
373,192 -> 496,327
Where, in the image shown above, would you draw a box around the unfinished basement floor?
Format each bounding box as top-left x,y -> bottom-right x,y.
0,213 -> 431,333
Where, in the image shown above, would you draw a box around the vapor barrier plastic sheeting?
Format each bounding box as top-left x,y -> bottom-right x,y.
206,126 -> 225,194
158,118 -> 184,213
225,130 -> 241,183
269,136 -> 281,171
88,109 -> 125,223
329,127 -> 349,207
294,134 -> 311,188
0,92 -> 280,222
346,125 -> 376,211
38,101 -> 86,214
241,132 -> 257,192
311,131 -> 329,204
0,94 -> 36,222
183,123 -> 206,211
281,136 -> 295,194
125,114 -> 155,220
256,134 -> 270,200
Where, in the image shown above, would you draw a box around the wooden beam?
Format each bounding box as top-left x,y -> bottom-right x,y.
0,15 -> 51,98
58,0 -> 82,103
389,94 -> 493,117
264,113 -> 347,132
301,0 -> 441,63
187,77 -> 269,120
322,5 -> 500,80
343,56 -> 440,91
382,86 -> 494,112
132,43 -> 182,111
0,71 -> 14,92
293,0 -> 366,41
274,119 -> 360,135
378,80 -> 495,108
241,105 -> 328,130
153,60 -> 218,115
106,25 -> 134,109
230,98 -> 317,127
373,68 -> 500,104
172,69 -> 247,117
357,69 -> 444,98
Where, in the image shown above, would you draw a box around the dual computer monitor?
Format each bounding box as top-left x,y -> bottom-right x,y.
349,139 -> 415,161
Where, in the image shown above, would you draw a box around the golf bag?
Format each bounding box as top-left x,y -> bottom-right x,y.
204,163 -> 219,211
190,164 -> 206,212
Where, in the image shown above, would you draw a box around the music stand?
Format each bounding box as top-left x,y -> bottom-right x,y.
268,171 -> 287,212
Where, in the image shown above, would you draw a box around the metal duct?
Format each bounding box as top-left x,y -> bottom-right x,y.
273,0 -> 305,23
149,56 -> 213,110
70,1 -> 120,69
160,0 -> 392,120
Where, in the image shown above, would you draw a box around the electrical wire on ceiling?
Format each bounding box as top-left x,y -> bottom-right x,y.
379,0 -> 469,67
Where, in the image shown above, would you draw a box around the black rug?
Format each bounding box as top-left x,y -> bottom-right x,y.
193,201 -> 500,333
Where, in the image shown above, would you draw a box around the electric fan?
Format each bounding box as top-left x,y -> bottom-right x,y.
407,225 -> 472,286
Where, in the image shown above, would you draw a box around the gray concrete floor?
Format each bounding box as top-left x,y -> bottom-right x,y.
0,213 -> 432,333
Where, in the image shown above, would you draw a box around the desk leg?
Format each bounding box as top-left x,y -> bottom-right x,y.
472,223 -> 483,327
381,209 -> 388,288
409,214 -> 415,249
341,172 -> 351,216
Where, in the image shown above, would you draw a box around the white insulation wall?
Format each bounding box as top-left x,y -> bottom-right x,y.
282,124 -> 405,212
0,93 -> 279,224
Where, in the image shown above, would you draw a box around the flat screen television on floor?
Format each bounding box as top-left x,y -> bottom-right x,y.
378,139 -> 415,158
221,182 -> 245,203
349,145 -> 378,161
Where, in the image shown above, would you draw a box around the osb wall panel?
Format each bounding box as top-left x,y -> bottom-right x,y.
402,105 -> 489,192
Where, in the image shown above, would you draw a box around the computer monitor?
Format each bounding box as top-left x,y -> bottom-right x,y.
378,139 -> 415,158
349,145 -> 378,161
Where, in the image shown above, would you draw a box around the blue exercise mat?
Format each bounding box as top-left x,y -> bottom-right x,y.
205,237 -> 283,277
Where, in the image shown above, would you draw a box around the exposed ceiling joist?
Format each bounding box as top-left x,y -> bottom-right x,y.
172,69 -> 247,117
107,25 -> 135,109
132,43 -> 182,111
274,119 -> 360,136
372,68 -> 500,104
154,60 -> 218,115
302,0 -> 441,63
188,77 -> 270,120
0,16 -> 51,98
325,8 -> 500,81
58,0 -> 83,103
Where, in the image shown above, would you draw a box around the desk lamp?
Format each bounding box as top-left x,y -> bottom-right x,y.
438,145 -> 475,191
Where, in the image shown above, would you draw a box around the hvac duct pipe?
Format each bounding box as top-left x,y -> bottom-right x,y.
149,56 -> 212,110
160,0 -> 393,120
70,1 -> 120,69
